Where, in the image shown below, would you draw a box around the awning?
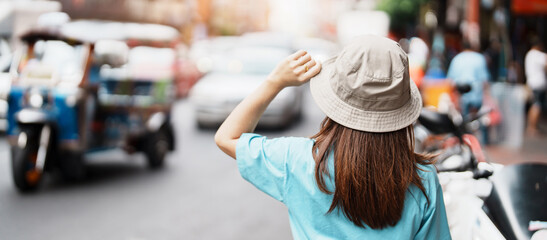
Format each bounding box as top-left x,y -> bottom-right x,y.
512,0 -> 547,15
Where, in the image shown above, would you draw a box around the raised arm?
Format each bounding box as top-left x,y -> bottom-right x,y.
214,50 -> 321,159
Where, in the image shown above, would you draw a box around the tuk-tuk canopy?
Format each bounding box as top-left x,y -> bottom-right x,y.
20,20 -> 180,47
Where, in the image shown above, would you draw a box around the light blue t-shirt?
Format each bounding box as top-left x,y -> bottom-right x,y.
446,51 -> 490,111
236,133 -> 451,240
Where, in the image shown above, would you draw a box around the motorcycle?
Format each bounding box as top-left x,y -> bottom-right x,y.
415,89 -> 547,239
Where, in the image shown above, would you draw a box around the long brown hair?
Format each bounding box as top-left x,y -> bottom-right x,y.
312,117 -> 434,229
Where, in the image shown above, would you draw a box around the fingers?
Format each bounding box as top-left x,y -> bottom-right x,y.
294,58 -> 316,75
290,50 -> 307,60
300,61 -> 322,80
274,50 -> 321,86
291,53 -> 311,68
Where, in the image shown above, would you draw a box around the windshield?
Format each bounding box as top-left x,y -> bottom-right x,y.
128,46 -> 175,81
129,46 -> 175,66
17,40 -> 87,87
97,45 -> 176,81
96,44 -> 176,82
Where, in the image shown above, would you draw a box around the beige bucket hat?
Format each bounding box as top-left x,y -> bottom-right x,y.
310,35 -> 422,133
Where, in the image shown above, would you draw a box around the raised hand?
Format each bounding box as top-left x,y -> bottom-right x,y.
266,50 -> 322,89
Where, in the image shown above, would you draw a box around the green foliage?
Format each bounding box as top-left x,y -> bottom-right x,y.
377,0 -> 429,31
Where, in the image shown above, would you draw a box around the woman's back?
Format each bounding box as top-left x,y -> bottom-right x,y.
236,134 -> 449,240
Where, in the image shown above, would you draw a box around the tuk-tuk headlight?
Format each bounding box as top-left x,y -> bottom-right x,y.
18,131 -> 27,149
29,93 -> 44,108
65,94 -> 77,107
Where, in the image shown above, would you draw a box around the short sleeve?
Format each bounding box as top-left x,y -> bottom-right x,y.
236,133 -> 289,202
415,169 -> 452,240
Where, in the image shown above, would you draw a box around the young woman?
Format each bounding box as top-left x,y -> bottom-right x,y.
215,35 -> 451,239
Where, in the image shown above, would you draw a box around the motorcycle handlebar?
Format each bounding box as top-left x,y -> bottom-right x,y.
463,107 -> 492,125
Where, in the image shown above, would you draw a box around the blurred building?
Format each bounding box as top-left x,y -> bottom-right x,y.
268,0 -> 379,40
208,0 -> 269,36
0,0 -> 62,48
53,0 -> 389,41
386,0 -> 546,84
57,0 -> 194,27
55,0 -> 271,40
508,0 -> 547,83
56,0 -> 197,42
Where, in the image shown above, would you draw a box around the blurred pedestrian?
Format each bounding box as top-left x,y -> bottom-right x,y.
447,40 -> 491,116
215,35 -> 450,239
525,37 -> 547,136
483,38 -> 502,82
408,26 -> 430,88
447,41 -> 491,144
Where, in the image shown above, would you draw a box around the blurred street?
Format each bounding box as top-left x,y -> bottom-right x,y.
0,85 -> 323,240
0,0 -> 546,239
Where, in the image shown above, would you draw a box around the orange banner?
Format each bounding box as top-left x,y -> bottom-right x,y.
512,0 -> 547,15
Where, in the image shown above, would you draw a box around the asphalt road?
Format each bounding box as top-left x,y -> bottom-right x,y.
0,85 -> 325,240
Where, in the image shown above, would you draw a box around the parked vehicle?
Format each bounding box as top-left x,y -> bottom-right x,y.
174,43 -> 202,98
0,37 -> 11,131
0,38 -> 10,72
6,20 -> 177,191
416,91 -> 547,239
189,33 -> 302,129
415,84 -> 478,153
189,36 -> 242,74
238,31 -> 294,50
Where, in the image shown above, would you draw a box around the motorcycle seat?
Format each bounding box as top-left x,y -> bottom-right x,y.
417,108 -> 458,135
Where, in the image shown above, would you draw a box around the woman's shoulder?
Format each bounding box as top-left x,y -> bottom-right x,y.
416,164 -> 439,184
414,164 -> 441,195
417,164 -> 437,175
421,165 -> 445,204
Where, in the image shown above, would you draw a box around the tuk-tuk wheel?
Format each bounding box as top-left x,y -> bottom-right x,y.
11,130 -> 42,192
146,128 -> 170,169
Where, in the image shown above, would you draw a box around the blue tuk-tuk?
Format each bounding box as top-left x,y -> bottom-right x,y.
6,20 -> 177,191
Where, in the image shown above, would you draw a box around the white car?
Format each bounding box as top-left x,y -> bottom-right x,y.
189,46 -> 302,128
189,36 -> 242,75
